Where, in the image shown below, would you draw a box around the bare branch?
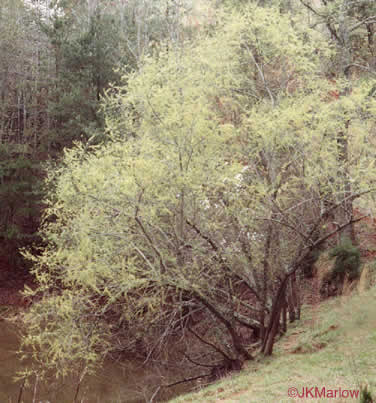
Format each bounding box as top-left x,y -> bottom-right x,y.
135,190 -> 168,273
188,326 -> 231,361
349,16 -> 376,33
255,217 -> 311,244
299,0 -> 326,18
162,373 -> 211,388
186,219 -> 219,252
183,353 -> 219,369
242,43 -> 275,107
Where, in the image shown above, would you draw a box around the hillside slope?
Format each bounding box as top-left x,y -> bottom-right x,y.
170,284 -> 376,402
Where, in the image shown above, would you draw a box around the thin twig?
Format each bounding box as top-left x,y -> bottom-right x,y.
135,191 -> 168,273
183,352 -> 219,369
32,375 -> 38,403
243,43 -> 275,107
149,386 -> 161,403
188,326 -> 231,360
17,380 -> 25,403
162,373 -> 211,388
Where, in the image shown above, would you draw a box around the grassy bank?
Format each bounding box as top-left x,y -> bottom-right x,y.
170,286 -> 376,402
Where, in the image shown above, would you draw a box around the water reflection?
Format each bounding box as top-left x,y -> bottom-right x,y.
0,321 -> 184,402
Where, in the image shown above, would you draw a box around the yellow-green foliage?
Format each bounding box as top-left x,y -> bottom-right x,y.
20,3 -> 376,382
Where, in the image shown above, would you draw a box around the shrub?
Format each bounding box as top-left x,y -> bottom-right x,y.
328,238 -> 361,281
360,383 -> 373,403
320,238 -> 361,296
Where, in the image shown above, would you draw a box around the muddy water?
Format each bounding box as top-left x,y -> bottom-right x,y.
0,321 -> 182,402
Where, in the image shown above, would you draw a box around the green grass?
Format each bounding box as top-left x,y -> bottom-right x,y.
169,288 -> 376,402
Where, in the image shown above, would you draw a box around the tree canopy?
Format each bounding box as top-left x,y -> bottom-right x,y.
12,0 -> 376,395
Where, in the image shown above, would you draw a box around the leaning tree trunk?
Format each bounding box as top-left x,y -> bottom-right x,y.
261,276 -> 288,356
287,272 -> 300,322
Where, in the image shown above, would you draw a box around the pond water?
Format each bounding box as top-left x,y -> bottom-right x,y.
0,320 -> 185,402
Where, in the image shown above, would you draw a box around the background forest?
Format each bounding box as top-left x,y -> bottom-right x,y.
0,0 -> 376,401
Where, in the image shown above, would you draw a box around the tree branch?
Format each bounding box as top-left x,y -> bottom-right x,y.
188,326 -> 231,361
162,373 -> 211,388
255,217 -> 311,244
183,353 -> 219,369
242,43 -> 275,107
135,191 -> 168,273
349,16 -> 376,33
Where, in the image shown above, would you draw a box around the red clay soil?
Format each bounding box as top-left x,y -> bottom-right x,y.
354,211 -> 376,260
